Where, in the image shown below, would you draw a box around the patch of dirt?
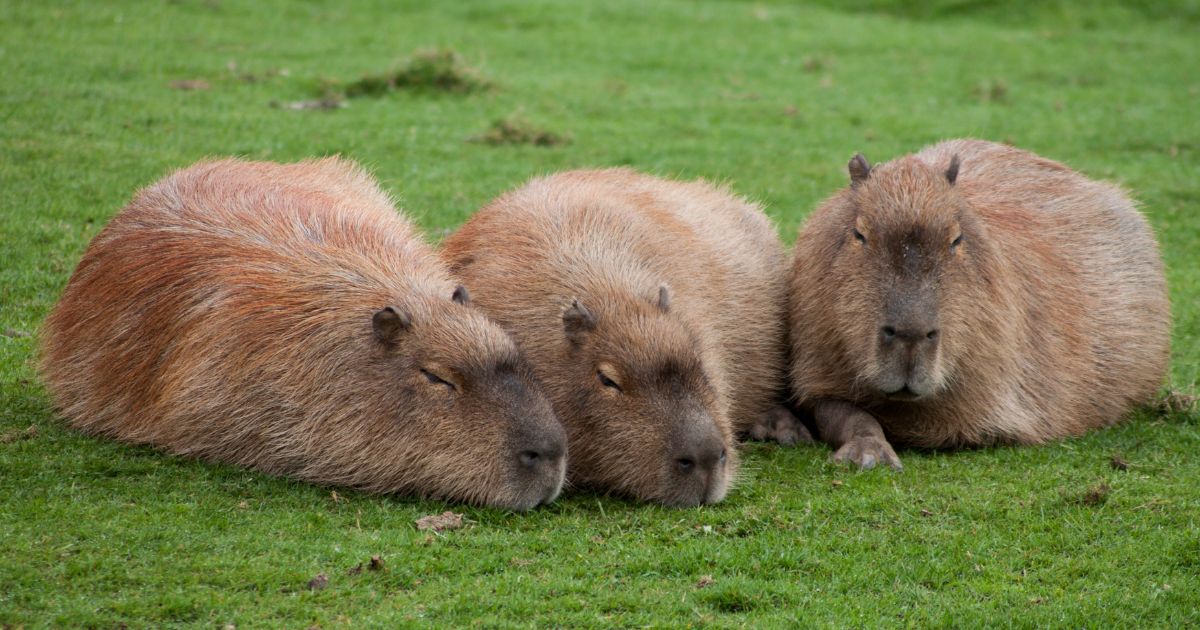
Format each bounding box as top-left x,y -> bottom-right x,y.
342,48 -> 491,98
696,575 -> 715,589
1110,455 -> 1129,471
416,511 -> 464,532
972,78 -> 1008,103
306,573 -> 329,591
1077,481 -> 1111,506
469,115 -> 570,147
3,328 -> 32,338
170,79 -> 211,91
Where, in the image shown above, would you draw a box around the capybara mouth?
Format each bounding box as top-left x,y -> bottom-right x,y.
884,386 -> 923,402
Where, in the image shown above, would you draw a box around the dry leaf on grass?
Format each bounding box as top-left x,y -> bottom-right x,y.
272,97 -> 346,111
415,511 -> 464,532
1,425 -> 38,444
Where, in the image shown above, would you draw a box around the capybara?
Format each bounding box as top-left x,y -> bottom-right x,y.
789,139 -> 1170,468
39,157 -> 567,510
440,168 -> 807,506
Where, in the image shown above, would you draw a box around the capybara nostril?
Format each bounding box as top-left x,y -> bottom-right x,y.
881,326 -> 897,341
926,329 -> 939,340
676,458 -> 695,474
519,450 -> 542,469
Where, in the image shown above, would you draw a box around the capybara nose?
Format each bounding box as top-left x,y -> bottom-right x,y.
881,325 -> 939,344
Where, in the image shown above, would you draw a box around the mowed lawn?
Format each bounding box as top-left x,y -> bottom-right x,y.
2,0 -> 1198,626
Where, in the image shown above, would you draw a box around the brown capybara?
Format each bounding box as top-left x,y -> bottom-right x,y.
789,139 -> 1170,469
440,168 -> 807,507
39,157 -> 567,510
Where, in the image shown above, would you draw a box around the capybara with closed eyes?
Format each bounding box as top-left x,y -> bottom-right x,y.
441,168 -> 806,506
789,139 -> 1170,469
39,157 -> 567,510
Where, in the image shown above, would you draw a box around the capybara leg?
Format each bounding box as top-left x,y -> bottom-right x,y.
748,405 -> 813,446
812,399 -> 902,470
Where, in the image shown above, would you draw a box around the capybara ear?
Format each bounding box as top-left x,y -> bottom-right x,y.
656,284 -> 671,313
562,298 -> 598,344
451,285 -> 471,306
849,153 -> 872,188
372,306 -> 412,343
945,155 -> 961,185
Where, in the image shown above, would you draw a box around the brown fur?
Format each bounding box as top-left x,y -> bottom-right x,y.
441,168 -> 793,506
790,139 -> 1170,463
39,157 -> 566,510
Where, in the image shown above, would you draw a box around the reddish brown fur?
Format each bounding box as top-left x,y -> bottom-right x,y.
39,157 -> 566,510
790,139 -> 1170,464
441,168 -> 793,506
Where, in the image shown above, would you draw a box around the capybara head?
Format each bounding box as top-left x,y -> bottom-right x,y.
36,157 -> 567,512
359,285 -> 568,510
816,153 -> 995,402
553,285 -> 731,507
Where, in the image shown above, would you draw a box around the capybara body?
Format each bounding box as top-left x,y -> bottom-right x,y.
441,168 -> 795,506
39,157 -> 566,510
790,139 -> 1170,466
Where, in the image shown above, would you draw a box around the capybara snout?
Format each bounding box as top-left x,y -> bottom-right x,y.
667,416 -> 729,506
39,157 -> 566,511
874,288 -> 943,399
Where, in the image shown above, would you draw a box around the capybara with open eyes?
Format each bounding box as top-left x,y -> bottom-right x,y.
440,168 -> 807,507
39,157 -> 567,510
789,139 -> 1170,469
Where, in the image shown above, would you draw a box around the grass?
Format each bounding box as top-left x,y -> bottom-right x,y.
1,0 -> 1198,626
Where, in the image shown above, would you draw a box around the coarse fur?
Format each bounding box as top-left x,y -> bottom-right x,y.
39,157 -> 567,510
790,139 -> 1170,457
441,168 -> 793,506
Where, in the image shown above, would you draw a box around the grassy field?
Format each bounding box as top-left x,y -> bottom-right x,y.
2,0 -> 1199,626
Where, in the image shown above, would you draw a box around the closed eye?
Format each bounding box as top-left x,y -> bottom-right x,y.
598,371 -> 623,392
422,369 -> 457,391
951,234 -> 963,249
853,228 -> 866,244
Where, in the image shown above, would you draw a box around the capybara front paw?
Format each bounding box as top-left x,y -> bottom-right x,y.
748,406 -> 814,446
831,435 -> 902,470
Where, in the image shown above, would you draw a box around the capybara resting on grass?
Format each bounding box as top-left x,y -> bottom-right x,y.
39,157 -> 567,510
789,139 -> 1170,469
441,168 -> 806,506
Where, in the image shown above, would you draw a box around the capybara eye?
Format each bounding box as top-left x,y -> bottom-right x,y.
951,234 -> 963,249
597,370 -> 622,392
853,228 -> 866,244
421,369 -> 457,391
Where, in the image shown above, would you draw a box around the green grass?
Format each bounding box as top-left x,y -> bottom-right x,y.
2,0 -> 1198,626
